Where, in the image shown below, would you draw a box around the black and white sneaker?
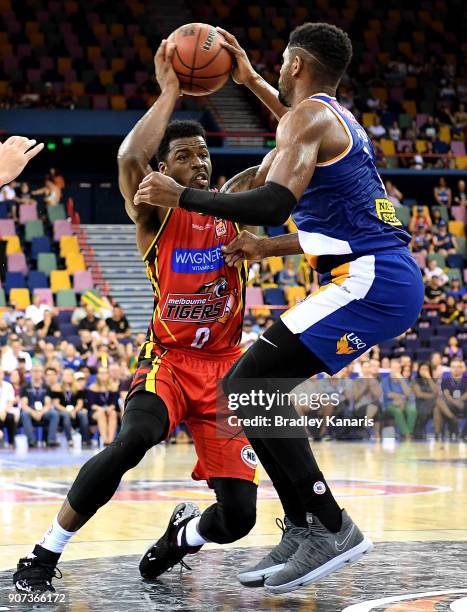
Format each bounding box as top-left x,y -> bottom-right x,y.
13,557 -> 62,593
139,502 -> 202,579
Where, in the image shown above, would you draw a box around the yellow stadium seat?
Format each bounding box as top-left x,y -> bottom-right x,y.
368,19 -> 381,31
362,112 -> 376,128
59,235 -> 80,257
377,52 -> 390,64
110,23 -> 124,37
380,139 -> 396,155
70,82 -> 85,96
30,33 -> 44,47
271,39 -> 286,52
284,285 -> 306,306
25,21 -> 39,34
92,24 -> 107,39
439,125 -> 451,144
134,35 -> 147,48
4,236 -> 22,255
456,156 -> 467,170
272,17 -> 286,32
65,253 -> 86,273
268,257 -> 284,275
247,5 -> 262,20
9,288 -> 30,309
87,46 -> 101,62
412,31 -> 425,44
50,270 -> 71,293
448,221 -> 465,237
58,57 -> 72,74
412,205 -> 430,218
0,81 -> 8,95
405,76 -> 417,89
295,6 -> 308,20
398,42 -> 412,56
111,58 -> 125,72
415,139 -> 428,153
99,70 -> 113,86
402,100 -> 417,115
248,27 -> 262,43
371,87 -> 388,102
111,95 -> 126,110
138,47 -> 152,62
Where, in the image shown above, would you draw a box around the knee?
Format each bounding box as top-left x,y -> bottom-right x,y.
221,498 -> 256,542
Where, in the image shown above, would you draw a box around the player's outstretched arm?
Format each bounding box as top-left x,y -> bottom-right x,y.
222,231 -> 302,267
216,27 -> 287,121
133,101 -> 325,226
118,40 -> 179,225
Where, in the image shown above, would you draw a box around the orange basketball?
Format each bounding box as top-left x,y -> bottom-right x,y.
167,23 -> 232,96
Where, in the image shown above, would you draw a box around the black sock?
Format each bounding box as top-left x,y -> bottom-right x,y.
294,473 -> 342,533
32,544 -> 61,565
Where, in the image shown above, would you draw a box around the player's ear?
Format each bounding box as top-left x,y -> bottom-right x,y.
291,54 -> 303,77
158,161 -> 168,175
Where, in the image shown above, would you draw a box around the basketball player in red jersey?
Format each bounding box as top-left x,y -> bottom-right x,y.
13,40 -> 267,593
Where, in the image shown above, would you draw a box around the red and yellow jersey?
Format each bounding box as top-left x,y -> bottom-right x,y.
143,208 -> 247,356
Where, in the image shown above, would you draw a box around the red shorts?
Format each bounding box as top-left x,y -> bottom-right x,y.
126,342 -> 258,485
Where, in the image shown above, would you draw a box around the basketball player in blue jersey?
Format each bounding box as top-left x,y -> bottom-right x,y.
133,23 -> 425,594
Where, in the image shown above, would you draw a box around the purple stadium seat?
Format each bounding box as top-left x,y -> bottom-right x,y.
451,206 -> 466,222
245,287 -> 264,309
53,220 -> 72,240
413,252 -> 426,269
0,220 -> 16,236
415,348 -> 432,362
436,325 -> 457,338
416,113 -> 428,128
57,310 -> 72,325
7,253 -> 28,273
264,288 -> 286,306
33,288 -> 54,307
93,95 -> 109,110
19,204 -> 38,223
429,337 -> 447,352
27,69 -> 42,82
5,272 -> 26,291
451,141 -> 466,156
60,323 -> 78,337
73,271 -> 93,292
39,57 -> 54,71
67,334 -> 81,348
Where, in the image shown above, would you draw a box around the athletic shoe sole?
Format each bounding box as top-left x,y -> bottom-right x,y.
264,537 -> 374,594
237,562 -> 285,587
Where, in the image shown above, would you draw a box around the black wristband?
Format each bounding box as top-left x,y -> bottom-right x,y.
179,181 -> 297,226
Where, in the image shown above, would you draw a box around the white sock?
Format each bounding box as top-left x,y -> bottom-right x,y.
35,516 -> 76,554
177,516 -> 208,547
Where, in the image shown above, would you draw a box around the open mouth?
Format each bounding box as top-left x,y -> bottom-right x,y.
192,173 -> 209,188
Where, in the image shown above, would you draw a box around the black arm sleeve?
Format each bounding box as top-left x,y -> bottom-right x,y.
179,181 -> 297,226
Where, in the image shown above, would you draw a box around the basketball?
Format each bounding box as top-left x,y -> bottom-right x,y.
167,23 -> 232,96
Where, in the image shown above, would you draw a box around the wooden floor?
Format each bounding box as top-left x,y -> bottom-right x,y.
1,439 -> 466,611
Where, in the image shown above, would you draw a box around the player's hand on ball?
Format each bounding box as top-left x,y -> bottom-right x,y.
134,172 -> 184,208
216,27 -> 256,86
0,136 -> 44,185
222,230 -> 265,266
154,39 -> 180,95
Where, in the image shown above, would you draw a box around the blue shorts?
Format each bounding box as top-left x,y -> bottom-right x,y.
281,249 -> 424,374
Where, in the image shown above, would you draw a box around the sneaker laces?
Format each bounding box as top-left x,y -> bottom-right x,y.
166,559 -> 193,574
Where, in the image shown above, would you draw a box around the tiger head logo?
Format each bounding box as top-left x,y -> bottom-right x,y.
336,334 -> 359,355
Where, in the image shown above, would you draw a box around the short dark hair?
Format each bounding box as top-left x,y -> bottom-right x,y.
288,22 -> 352,82
156,120 -> 206,163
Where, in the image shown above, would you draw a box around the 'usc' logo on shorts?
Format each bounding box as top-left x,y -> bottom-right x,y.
336,333 -> 367,355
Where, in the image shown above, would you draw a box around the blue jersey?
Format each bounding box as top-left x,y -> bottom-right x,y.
292,93 -> 411,273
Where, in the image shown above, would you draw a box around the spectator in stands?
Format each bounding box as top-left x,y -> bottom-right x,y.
439,296 -> 465,326
431,352 -> 447,380
399,144 -> 414,169
76,329 -> 93,359
433,177 -> 452,208
411,152 -> 425,170
453,179 -> 466,207
0,182 -> 16,203
36,309 -> 60,338
385,180 -> 403,207
388,121 -> 401,142
425,276 -> 446,304
50,368 -> 90,448
87,366 -> 119,446
48,168 -> 65,190
278,258 -> 299,287
20,364 -> 59,448
106,306 -> 131,338
446,279 -> 464,299
71,297 -> 89,326
353,360 -> 382,440
433,219 -> 457,255
431,208 -> 443,228
78,305 -> 99,332
409,206 -> 432,233
381,359 -> 417,441
454,102 -> 467,129
371,138 -> 387,167
32,178 -> 61,208
412,362 -> 441,439
410,226 -> 432,255
240,319 -> 258,351
424,258 -> 449,285
25,294 -> 50,325
14,181 -> 37,206
0,319 -> 9,347
44,366 -> 60,391
368,116 -> 386,139
0,367 -> 18,447
19,319 -> 38,354
444,336 -> 463,362
1,338 -> 32,373
255,260 -> 275,286
441,358 -> 466,440
62,343 -> 84,371
420,116 -> 438,140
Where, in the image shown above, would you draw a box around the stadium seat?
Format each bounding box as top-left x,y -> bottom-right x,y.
436,324 -> 457,338
28,271 -> 48,290
5,236 -> 21,255
396,206 -> 411,226
456,156 -> 467,170
56,310 -> 72,325
24,220 -> 44,241
446,268 -> 462,282
37,252 -> 58,275
31,236 -> 52,259
59,235 -> 79,256
54,220 -> 73,241
284,285 -> 306,306
55,289 -> 77,308
0,219 -> 15,236
50,270 -> 71,293
73,270 -> 93,292
7,253 -> 27,273
264,288 -> 286,305
0,203 -> 8,219
415,348 -> 432,362
65,253 -> 86,273
431,206 -> 450,222
427,253 -> 446,267
19,204 -> 38,223
447,254 -> 465,270
268,257 -> 284,274
9,287 -> 30,309
428,337 -> 447,352
33,288 -> 54,307
0,288 -> 6,307
5,272 -> 26,292
452,206 -> 466,223
448,221 -> 465,237
266,226 -> 287,237
457,236 -> 466,255
60,323 -> 78,337
47,204 -> 66,223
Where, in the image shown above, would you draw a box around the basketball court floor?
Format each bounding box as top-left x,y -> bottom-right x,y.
0,440 -> 466,611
